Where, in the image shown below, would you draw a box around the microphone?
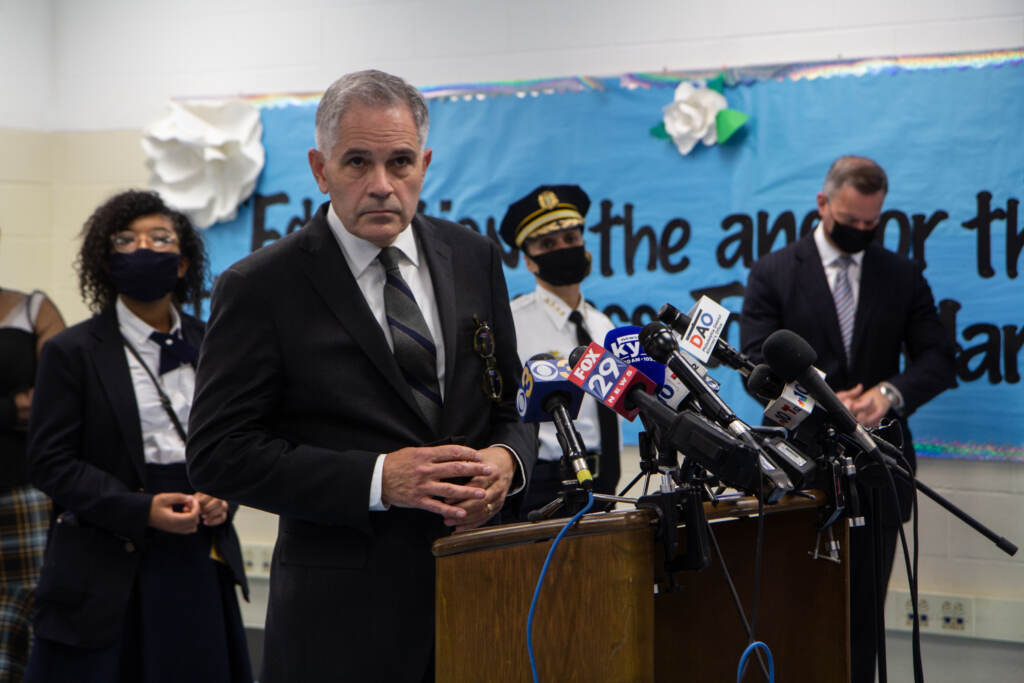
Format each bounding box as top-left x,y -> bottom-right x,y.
567,343 -> 658,420
748,362 -> 819,431
516,354 -> 593,489
568,343 -> 789,500
658,303 -> 756,377
761,329 -> 881,458
746,363 -> 785,401
604,326 -> 690,411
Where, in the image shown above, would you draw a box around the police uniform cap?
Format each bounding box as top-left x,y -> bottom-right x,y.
499,184 -> 591,249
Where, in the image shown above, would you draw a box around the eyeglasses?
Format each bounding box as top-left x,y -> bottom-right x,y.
473,315 -> 504,403
110,229 -> 179,253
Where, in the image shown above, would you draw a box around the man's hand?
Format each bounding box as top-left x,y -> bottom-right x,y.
444,446 -> 515,532
195,492 -> 229,526
381,445 -> 492,520
849,384 -> 891,428
836,383 -> 864,412
148,492 -> 200,534
836,382 -> 891,429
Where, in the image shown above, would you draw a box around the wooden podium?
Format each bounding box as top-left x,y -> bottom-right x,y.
433,493 -> 849,682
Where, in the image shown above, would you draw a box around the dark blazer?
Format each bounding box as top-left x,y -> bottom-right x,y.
27,308 -> 247,649
186,204 -> 536,683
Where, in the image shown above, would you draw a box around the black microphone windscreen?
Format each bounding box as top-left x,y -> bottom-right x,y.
638,321 -> 675,364
568,345 -> 588,367
528,352 -> 557,362
747,363 -> 785,400
657,303 -> 690,331
762,329 -> 817,382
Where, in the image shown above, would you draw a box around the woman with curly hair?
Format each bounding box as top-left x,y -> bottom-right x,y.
24,190 -> 252,683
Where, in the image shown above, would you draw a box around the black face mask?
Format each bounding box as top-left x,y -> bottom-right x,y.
829,219 -> 878,254
109,249 -> 181,302
529,246 -> 592,286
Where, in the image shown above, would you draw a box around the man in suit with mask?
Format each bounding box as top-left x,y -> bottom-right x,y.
500,185 -> 620,517
186,69 -> 535,683
740,155 -> 956,683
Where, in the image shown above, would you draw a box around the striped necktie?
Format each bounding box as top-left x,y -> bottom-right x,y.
378,246 -> 442,430
832,255 -> 855,362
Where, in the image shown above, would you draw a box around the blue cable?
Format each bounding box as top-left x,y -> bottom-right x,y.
527,491 -> 595,683
737,640 -> 775,683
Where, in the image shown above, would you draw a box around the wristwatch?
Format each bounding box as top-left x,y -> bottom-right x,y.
878,381 -> 904,415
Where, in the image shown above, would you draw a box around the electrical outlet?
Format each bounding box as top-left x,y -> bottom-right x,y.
241,543 -> 258,574
918,598 -> 931,629
902,597 -> 931,628
241,542 -> 273,578
887,591 -> 976,638
940,598 -> 972,633
257,544 -> 273,576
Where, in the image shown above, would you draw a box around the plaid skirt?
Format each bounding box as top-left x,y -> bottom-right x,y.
0,486 -> 50,682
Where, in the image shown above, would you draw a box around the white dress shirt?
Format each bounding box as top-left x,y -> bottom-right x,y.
116,298 -> 194,465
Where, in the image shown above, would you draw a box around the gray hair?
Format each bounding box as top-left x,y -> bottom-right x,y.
823,155 -> 889,198
314,69 -> 430,154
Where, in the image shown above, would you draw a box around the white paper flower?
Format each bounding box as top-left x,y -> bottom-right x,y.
661,82 -> 727,156
142,100 -> 265,229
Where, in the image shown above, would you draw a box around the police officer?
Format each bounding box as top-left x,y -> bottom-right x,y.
500,185 -> 620,517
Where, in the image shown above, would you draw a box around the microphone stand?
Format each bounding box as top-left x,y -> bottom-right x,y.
624,420 -> 713,592
834,422 -> 1018,683
615,430 -> 661,499
527,456 -> 630,522
852,427 -> 1017,557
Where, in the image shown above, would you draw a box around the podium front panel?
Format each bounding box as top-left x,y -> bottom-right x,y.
434,511 -> 656,682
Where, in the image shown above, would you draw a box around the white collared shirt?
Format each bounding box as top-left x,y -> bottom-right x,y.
814,223 -> 864,310
116,298 -> 194,465
511,285 -> 618,462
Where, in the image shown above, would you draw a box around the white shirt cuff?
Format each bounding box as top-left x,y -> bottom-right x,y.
369,453 -> 390,511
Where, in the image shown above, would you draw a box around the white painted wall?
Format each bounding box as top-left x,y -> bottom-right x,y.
3,0 -> 1022,130
0,0 -> 53,129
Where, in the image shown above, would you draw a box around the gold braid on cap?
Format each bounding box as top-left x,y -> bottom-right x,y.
515,202 -> 585,247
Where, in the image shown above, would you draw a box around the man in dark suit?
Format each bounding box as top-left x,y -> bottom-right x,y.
186,70 -> 535,683
740,155 -> 956,683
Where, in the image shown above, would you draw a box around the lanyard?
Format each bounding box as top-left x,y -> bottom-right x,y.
122,336 -> 188,444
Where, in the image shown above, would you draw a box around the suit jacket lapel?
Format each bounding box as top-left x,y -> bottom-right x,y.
90,308 -> 147,485
850,244 -> 885,364
299,206 -> 426,423
413,216 -> 458,406
796,236 -> 848,365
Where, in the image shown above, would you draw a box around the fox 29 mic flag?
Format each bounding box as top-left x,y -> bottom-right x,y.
202,50 -> 1024,462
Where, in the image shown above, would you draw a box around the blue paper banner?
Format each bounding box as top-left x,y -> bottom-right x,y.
205,54 -> 1024,460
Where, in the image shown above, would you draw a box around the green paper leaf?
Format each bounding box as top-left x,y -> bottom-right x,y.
650,122 -> 670,139
716,108 -> 749,144
707,73 -> 726,94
